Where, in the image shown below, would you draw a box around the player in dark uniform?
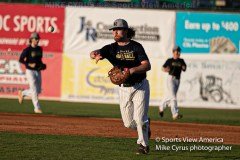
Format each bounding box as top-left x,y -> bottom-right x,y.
159,46 -> 187,120
18,32 -> 46,114
90,19 -> 151,154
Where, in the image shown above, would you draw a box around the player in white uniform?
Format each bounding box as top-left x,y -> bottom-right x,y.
18,32 -> 46,114
90,19 -> 151,154
159,46 -> 186,120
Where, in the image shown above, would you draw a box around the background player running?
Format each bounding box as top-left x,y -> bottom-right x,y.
18,32 -> 46,114
159,46 -> 187,120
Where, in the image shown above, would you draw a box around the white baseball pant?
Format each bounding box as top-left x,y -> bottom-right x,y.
160,75 -> 180,117
119,79 -> 150,147
22,69 -> 42,110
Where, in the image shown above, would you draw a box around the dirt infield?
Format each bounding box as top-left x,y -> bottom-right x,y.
0,113 -> 239,145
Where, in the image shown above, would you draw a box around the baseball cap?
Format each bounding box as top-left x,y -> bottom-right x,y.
173,45 -> 181,52
109,19 -> 129,30
30,32 -> 40,39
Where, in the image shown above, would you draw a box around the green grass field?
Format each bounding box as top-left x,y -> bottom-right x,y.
0,98 -> 240,160
1,132 -> 240,160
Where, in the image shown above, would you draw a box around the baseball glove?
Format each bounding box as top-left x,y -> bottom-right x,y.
37,63 -> 47,71
108,66 -> 130,85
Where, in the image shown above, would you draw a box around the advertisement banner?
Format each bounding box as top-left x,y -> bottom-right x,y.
61,54 -> 165,105
178,55 -> 240,109
0,3 -> 64,52
61,54 -> 118,103
0,50 -> 62,99
64,7 -> 175,58
176,12 -> 240,54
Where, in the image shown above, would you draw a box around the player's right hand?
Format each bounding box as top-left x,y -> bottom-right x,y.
162,67 -> 170,72
28,63 -> 36,68
166,67 -> 170,72
90,50 -> 102,64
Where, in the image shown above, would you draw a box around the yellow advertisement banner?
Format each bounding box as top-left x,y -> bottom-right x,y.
61,54 -> 166,105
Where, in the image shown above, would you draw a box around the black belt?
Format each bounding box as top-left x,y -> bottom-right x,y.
122,83 -> 134,87
119,79 -> 144,87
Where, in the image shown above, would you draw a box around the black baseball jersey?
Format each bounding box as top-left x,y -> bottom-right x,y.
100,40 -> 149,85
19,46 -> 43,70
163,58 -> 186,79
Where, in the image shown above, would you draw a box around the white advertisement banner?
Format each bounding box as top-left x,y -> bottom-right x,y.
61,53 -> 240,109
178,55 -> 240,109
64,7 -> 175,58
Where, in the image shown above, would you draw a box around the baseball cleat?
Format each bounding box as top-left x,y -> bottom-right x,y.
18,90 -> 23,104
159,111 -> 164,118
136,144 -> 149,155
34,108 -> 43,114
173,114 -> 183,120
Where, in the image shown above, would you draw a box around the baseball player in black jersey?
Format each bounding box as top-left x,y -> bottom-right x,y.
90,19 -> 151,154
18,32 -> 46,114
159,46 -> 186,120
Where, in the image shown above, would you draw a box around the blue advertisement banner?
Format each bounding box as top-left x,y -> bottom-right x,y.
176,12 -> 240,54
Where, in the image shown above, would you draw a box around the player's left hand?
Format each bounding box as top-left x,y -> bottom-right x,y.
182,65 -> 186,71
108,66 -> 130,85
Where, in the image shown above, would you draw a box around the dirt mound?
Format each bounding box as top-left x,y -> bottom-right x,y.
0,113 -> 239,145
